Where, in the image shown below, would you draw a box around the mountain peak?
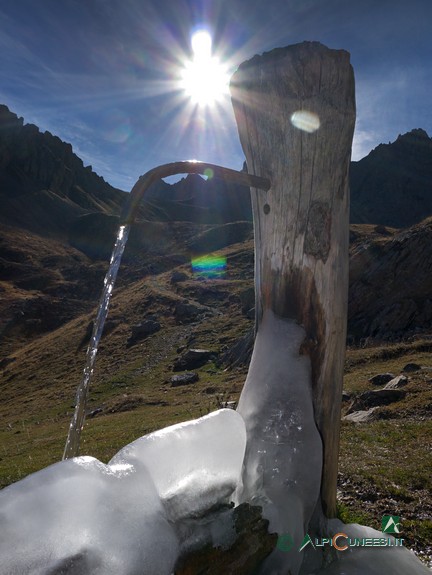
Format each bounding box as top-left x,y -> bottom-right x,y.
0,104 -> 24,129
396,128 -> 430,144
350,127 -> 432,228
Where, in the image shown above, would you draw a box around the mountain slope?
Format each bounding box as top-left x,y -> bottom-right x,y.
0,105 -> 125,237
350,129 -> 432,227
348,219 -> 432,341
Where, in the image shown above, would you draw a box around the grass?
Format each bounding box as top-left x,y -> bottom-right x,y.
339,346 -> 432,562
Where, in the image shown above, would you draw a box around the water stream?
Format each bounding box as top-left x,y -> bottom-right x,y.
62,161 -> 270,460
63,224 -> 130,460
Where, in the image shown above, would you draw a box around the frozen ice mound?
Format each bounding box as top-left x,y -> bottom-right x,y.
0,456 -> 178,575
110,408 -> 247,521
0,409 -> 246,574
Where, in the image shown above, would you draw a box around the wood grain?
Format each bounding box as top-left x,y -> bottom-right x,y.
231,41 -> 356,517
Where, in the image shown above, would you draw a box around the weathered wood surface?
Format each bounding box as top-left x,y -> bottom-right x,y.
230,42 -> 356,518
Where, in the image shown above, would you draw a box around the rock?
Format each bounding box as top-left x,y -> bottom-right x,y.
127,320 -> 161,346
350,388 -> 406,411
238,287 -> 255,315
383,375 -> 409,390
170,372 -> 199,387
220,401 -> 237,410
173,349 -> 214,371
343,408 -> 379,423
368,373 -> 395,386
342,391 -> 352,402
174,503 -> 276,575
402,362 -> 421,372
174,302 -> 204,324
170,271 -> 188,284
220,328 -> 254,369
87,407 -> 103,418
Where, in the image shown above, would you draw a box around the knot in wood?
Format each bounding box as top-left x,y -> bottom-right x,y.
304,201 -> 331,262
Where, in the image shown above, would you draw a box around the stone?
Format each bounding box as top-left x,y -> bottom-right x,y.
220,401 -> 237,410
87,407 -> 103,418
173,349 -> 214,372
238,287 -> 255,315
174,302 -> 204,324
342,391 -> 352,402
383,375 -> 409,390
170,372 -> 199,387
343,408 -> 379,423
402,362 -> 421,372
368,373 -> 395,386
353,388 -> 406,410
174,503 -> 276,575
127,320 -> 161,346
170,271 -> 188,284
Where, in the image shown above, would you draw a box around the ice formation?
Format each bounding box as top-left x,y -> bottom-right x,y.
0,409 -> 246,575
110,408 -> 247,522
236,309 -> 323,574
0,395 -> 430,573
0,455 -> 178,575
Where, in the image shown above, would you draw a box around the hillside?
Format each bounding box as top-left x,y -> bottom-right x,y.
348,219 -> 432,342
350,129 -> 432,227
0,105 -> 126,238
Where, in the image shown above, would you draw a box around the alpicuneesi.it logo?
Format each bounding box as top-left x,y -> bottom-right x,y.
382,515 -> 401,534
277,516 -> 404,553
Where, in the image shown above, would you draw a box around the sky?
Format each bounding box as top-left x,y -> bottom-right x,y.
0,0 -> 431,191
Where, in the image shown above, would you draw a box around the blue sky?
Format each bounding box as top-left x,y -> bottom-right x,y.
0,0 -> 431,191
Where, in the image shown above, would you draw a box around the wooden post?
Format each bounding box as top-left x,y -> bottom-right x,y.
230,42 -> 355,520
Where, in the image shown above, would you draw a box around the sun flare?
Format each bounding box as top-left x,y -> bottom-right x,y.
180,31 -> 229,107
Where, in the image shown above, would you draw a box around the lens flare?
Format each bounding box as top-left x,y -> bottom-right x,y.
191,255 -> 227,278
290,110 -> 320,133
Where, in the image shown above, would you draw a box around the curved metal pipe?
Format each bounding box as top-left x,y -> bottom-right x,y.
120,161 -> 271,225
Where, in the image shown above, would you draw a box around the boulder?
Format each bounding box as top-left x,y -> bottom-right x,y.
174,302 -> 204,324
383,375 -> 409,390
368,373 -> 395,386
348,388 -> 406,413
343,408 -> 379,423
127,320 -> 161,346
402,362 -> 421,372
173,349 -> 214,371
238,287 -> 255,315
170,373 -> 199,387
171,271 -> 188,284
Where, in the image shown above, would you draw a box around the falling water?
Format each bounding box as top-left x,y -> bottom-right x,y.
63,225 -> 130,460
61,161 -> 270,461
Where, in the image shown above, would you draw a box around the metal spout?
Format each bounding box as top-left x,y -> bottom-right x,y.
120,161 -> 271,225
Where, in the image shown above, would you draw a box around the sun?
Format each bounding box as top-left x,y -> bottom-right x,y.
180,31 -> 229,107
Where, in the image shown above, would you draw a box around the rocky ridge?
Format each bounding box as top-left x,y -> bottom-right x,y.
350,128 -> 432,228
